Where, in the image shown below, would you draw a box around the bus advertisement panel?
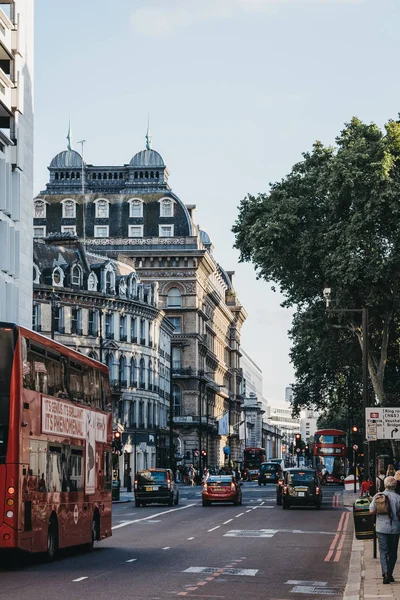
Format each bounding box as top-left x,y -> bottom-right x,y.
0,323 -> 113,559
313,429 -> 347,484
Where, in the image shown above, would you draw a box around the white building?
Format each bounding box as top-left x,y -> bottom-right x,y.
241,349 -> 268,413
0,0 -> 34,326
300,408 -> 319,443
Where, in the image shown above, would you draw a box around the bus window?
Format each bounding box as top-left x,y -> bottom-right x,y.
0,327 -> 16,463
70,448 -> 83,492
29,439 -> 48,490
101,373 -> 112,412
69,360 -> 84,402
47,350 -> 62,397
82,364 -> 101,408
47,445 -> 63,492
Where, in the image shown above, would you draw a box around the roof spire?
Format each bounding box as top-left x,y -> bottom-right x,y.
66,117 -> 72,151
145,112 -> 152,150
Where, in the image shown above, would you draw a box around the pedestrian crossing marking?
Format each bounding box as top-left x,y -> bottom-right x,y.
183,567 -> 258,576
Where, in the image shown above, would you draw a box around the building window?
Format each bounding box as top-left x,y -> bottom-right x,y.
129,401 -> 136,427
105,313 -> 114,339
71,265 -> 82,286
130,358 -> 137,387
32,304 -> 41,332
95,199 -> 109,218
140,319 -> 146,344
168,316 -> 181,333
62,199 -> 76,218
71,307 -> 82,335
160,199 -> 173,217
54,306 -> 64,333
94,225 -> 109,238
34,201 -> 46,218
119,356 -> 127,386
130,317 -> 137,342
167,288 -> 182,307
172,385 -> 182,417
119,315 -> 127,341
88,310 -> 98,336
33,265 -> 40,283
87,272 -> 98,291
159,225 -> 174,238
172,347 -> 181,371
129,199 -> 143,218
105,268 -> 115,293
128,225 -> 143,238
148,360 -> 153,390
34,226 -> 46,238
139,358 -> 146,389
105,353 -> 114,380
52,267 -> 64,287
61,226 -> 76,234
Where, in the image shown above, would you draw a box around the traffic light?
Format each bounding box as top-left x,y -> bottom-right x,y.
201,449 -> 207,464
112,431 -> 123,454
295,433 -> 301,449
351,426 -> 359,434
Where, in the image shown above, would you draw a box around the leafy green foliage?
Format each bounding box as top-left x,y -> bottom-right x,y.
233,117 -> 400,415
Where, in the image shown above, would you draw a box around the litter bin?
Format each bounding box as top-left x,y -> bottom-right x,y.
112,479 -> 120,501
353,496 -> 374,540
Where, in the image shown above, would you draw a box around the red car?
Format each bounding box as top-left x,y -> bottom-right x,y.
202,475 -> 243,506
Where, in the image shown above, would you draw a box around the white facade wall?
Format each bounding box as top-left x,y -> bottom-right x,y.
241,348 -> 268,413
300,409 -> 319,442
0,1 -> 34,327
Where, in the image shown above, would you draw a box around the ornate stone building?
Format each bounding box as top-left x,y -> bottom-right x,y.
32,233 -> 174,487
33,131 -> 247,470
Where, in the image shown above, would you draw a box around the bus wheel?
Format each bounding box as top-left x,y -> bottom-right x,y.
47,516 -> 58,561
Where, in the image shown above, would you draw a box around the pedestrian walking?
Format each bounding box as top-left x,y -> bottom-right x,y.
395,471 -> 400,495
369,476 -> 400,584
377,469 -> 386,493
387,464 -> 396,477
361,476 -> 372,497
188,464 -> 196,486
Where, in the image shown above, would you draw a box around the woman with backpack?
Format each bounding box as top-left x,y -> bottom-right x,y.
370,476 -> 400,585
395,471 -> 400,495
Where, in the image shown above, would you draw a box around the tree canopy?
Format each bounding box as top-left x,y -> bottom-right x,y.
233,117 -> 400,418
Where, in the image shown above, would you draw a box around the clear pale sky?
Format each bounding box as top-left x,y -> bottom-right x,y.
35,0 -> 400,406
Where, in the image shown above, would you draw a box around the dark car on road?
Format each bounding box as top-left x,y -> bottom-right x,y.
258,462 -> 282,486
281,468 -> 322,510
202,475 -> 242,506
134,468 -> 179,507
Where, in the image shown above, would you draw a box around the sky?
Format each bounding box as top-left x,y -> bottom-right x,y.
34,0 -> 400,406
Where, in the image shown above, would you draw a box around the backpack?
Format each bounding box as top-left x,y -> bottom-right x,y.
375,493 -> 391,516
378,477 -> 385,493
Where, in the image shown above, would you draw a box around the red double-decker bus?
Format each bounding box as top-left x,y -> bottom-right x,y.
243,447 -> 266,481
313,429 -> 347,484
0,323 -> 113,559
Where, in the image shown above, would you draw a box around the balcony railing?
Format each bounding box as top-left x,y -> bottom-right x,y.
140,338 -> 146,345
131,336 -> 138,343
105,332 -> 114,340
71,327 -> 83,336
172,367 -> 193,376
130,380 -> 138,388
159,349 -> 165,357
111,379 -> 128,391
120,334 -> 127,342
32,324 -> 41,332
88,327 -> 99,337
55,326 -> 65,334
139,382 -> 146,390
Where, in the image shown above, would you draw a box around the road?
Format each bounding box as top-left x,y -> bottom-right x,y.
0,482 -> 352,600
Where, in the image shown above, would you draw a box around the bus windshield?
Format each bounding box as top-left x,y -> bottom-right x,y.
315,434 -> 346,445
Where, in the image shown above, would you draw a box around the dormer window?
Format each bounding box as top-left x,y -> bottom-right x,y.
34,200 -> 46,218
71,265 -> 82,286
104,265 -> 116,294
33,265 -> 40,283
62,199 -> 76,219
160,198 -> 173,217
52,267 -> 64,287
129,198 -> 143,218
88,272 -> 98,291
95,199 -> 109,218
119,278 -> 127,297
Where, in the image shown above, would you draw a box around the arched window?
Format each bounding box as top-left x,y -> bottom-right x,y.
92,173 -> 97,180
139,357 -> 146,389
61,199 -> 76,218
129,198 -> 143,218
134,172 -> 138,179
147,402 -> 152,427
130,357 -> 137,387
71,264 -> 82,286
88,272 -> 98,291
148,360 -> 153,390
55,172 -> 59,180
173,385 -> 182,417
71,172 -> 75,179
129,401 -> 136,427
167,287 -> 182,307
34,200 -> 46,218
108,172 -> 112,180
105,267 -> 115,293
119,356 -> 127,386
95,199 -> 109,218
160,198 -> 173,217
33,265 -> 40,283
52,267 -> 64,287
88,351 -> 98,360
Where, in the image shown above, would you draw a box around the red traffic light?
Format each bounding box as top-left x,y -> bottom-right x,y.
351,426 -> 358,433
115,431 -> 121,439
295,434 -> 301,439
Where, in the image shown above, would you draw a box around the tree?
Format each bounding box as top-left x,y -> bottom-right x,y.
233,117 -> 400,416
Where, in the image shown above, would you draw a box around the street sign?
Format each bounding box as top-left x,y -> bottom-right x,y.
353,445 -> 358,451
365,407 -> 400,440
194,450 -> 200,457
296,448 -> 300,453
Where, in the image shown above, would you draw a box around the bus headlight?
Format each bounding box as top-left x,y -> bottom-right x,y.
6,510 -> 14,518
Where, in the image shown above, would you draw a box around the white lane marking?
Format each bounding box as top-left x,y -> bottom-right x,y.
72,577 -> 88,582
286,581 -> 327,586
246,510 -> 252,513
184,567 -> 258,577
235,513 -> 244,518
187,537 -> 195,540
162,547 -> 170,550
223,519 -> 233,524
208,526 -> 220,532
112,503 -> 196,530
126,559 -> 137,563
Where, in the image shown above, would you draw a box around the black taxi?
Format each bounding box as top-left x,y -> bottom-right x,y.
282,468 -> 322,510
134,468 -> 179,507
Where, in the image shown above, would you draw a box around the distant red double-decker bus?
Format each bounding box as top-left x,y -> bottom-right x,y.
243,447 -> 266,481
0,323 -> 113,559
313,429 -> 347,484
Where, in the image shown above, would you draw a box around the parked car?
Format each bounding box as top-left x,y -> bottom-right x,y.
134,468 -> 179,507
276,470 -> 286,505
202,475 -> 243,506
258,462 -> 282,486
282,468 -> 322,510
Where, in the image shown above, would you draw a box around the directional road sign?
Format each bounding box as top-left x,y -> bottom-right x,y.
366,407 -> 400,440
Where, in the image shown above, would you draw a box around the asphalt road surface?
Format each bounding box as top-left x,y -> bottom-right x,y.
0,482 -> 352,600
